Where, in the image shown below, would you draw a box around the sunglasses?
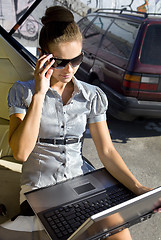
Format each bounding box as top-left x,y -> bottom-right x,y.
48,52 -> 84,69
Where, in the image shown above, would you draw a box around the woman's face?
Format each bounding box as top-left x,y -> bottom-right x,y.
48,40 -> 82,85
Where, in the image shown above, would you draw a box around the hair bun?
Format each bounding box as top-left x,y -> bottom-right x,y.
41,6 -> 74,25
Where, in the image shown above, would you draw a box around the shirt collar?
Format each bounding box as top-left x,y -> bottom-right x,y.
72,77 -> 90,101
48,77 -> 90,101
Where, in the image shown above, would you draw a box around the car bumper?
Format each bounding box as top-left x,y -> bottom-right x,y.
100,83 -> 161,120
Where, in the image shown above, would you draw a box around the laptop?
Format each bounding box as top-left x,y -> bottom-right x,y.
25,168 -> 161,240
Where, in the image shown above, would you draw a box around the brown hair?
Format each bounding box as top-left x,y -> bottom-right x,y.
39,6 -> 82,52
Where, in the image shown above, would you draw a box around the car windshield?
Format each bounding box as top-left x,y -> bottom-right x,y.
140,24 -> 161,65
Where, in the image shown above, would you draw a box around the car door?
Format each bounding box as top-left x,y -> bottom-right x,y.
96,18 -> 140,94
77,15 -> 106,81
137,23 -> 161,101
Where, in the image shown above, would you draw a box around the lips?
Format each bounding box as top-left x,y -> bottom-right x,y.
61,74 -> 71,79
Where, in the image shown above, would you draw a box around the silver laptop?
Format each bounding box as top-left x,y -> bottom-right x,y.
25,168 -> 161,240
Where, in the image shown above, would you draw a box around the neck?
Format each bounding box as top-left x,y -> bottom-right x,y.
50,78 -> 73,91
50,78 -> 74,105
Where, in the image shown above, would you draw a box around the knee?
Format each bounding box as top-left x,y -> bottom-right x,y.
106,228 -> 132,240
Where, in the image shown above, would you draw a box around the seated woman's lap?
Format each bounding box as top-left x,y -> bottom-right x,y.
107,228 -> 132,240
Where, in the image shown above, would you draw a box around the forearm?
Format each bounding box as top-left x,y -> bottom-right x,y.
89,121 -> 149,195
9,93 -> 45,161
99,148 -> 143,195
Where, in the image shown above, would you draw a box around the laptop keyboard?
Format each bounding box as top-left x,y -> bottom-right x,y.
43,185 -> 135,240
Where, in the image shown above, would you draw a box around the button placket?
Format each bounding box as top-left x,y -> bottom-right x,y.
56,100 -> 66,138
60,121 -> 65,138
59,146 -> 66,164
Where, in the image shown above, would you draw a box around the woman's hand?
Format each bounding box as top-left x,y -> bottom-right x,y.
135,186 -> 161,213
153,198 -> 161,213
34,51 -> 55,95
134,185 -> 153,195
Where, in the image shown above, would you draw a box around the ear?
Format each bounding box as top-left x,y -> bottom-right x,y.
38,48 -> 43,57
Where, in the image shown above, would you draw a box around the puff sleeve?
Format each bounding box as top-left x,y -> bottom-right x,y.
8,80 -> 34,116
88,87 -> 108,124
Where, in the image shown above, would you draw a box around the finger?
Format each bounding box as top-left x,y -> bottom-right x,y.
46,68 -> 54,80
153,198 -> 161,208
39,54 -> 53,69
36,52 -> 48,64
35,56 -> 45,73
35,54 -> 53,73
153,207 -> 161,213
40,58 -> 55,75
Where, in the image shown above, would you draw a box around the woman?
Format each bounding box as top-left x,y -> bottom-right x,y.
7,5 -> 156,240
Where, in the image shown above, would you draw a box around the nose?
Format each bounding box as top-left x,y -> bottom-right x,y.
64,62 -> 73,72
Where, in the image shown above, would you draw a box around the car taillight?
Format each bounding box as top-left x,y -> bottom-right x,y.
123,73 -> 159,91
123,73 -> 141,90
140,76 -> 158,91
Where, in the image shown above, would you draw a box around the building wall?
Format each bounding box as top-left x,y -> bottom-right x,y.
1,0 -> 161,53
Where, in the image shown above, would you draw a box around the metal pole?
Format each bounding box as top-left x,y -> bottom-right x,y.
9,0 -> 42,35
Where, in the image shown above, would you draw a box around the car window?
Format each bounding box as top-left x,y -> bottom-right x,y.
84,16 -> 113,39
140,24 -> 161,65
78,15 -> 95,33
82,16 -> 113,51
102,19 -> 140,59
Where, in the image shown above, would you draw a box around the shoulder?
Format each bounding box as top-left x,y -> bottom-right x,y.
11,79 -> 35,92
9,79 -> 35,96
75,78 -> 96,91
75,78 -> 108,103
75,79 -> 108,123
8,79 -> 35,107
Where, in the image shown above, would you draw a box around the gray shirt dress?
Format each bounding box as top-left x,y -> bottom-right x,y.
8,77 -> 108,193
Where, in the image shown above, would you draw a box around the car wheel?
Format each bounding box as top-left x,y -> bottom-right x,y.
91,78 -> 100,87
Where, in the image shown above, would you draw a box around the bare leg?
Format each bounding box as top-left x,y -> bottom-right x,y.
106,228 -> 132,240
87,214 -> 132,240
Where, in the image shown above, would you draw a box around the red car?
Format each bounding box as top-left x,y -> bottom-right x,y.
76,9 -> 161,120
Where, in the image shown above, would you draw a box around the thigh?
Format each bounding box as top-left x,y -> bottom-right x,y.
106,228 -> 132,240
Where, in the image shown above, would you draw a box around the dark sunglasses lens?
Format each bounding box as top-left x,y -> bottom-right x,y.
50,59 -> 65,69
71,53 -> 83,67
51,53 -> 84,69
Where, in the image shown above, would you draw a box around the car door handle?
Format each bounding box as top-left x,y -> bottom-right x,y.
87,53 -> 94,59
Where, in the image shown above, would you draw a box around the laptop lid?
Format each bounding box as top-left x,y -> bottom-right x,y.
67,186 -> 161,240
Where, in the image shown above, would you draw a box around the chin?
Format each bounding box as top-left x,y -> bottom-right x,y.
61,76 -> 73,82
